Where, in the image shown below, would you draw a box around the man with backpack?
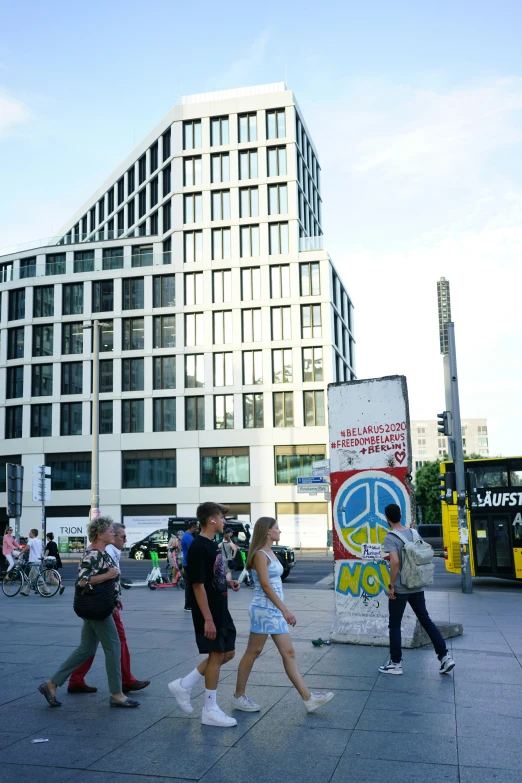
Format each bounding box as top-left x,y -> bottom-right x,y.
379,503 -> 455,676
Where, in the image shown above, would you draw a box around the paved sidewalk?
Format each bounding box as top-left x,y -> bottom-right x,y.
1,580 -> 522,782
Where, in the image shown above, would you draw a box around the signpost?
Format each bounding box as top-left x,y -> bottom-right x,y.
33,466 -> 51,543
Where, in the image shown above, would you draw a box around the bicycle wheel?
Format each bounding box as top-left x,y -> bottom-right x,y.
36,569 -> 61,597
2,571 -> 23,597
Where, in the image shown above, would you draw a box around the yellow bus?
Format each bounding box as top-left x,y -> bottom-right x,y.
441,457 -> 522,581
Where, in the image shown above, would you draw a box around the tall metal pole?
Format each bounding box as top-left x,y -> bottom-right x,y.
447,322 -> 473,594
443,355 -> 453,461
91,320 -> 100,520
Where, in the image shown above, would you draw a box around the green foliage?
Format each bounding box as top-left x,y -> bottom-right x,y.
414,460 -> 442,525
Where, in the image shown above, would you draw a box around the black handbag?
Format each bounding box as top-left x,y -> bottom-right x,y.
73,578 -> 118,621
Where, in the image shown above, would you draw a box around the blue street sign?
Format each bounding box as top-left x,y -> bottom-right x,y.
297,476 -> 328,485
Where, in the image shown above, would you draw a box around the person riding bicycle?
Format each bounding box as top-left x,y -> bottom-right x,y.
20,529 -> 49,596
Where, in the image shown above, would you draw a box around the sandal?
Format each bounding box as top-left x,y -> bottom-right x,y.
38,682 -> 62,707
109,696 -> 140,708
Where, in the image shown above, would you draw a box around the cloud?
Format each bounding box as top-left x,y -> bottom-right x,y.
0,89 -> 31,136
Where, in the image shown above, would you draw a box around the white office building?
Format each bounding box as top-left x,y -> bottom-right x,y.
0,83 -> 355,550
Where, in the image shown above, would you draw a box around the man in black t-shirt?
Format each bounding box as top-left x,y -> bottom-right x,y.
168,502 -> 240,727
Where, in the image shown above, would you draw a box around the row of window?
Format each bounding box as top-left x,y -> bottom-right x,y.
182,147 -> 287,188
4,390 -> 326,438
182,182 -> 288,221
183,109 -> 287,151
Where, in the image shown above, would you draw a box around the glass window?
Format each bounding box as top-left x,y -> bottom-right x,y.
117,209 -> 124,235
163,199 -> 171,231
267,146 -> 287,177
214,352 -> 233,386
184,156 -> 202,187
46,253 -> 66,276
184,231 -> 203,263
102,248 -> 123,271
212,190 -> 230,222
201,448 -> 249,486
32,324 -> 53,357
272,348 -> 293,383
92,280 -> 114,312
213,269 -> 232,303
122,357 -> 144,391
131,246 -> 153,268
163,128 -> 171,160
138,154 -> 146,185
301,304 -> 322,338
302,347 -> 323,382
269,223 -> 289,255
304,391 -> 325,426
6,366 -> 24,399
212,228 -> 231,261
74,251 -> 94,274
8,289 -> 25,321
32,363 -> 53,397
243,393 -> 263,428
185,313 -> 204,347
98,197 -> 105,225
163,163 -> 171,197
150,141 -> 159,173
240,225 -> 260,257
273,392 -> 294,428
211,116 -> 229,146
268,184 -> 288,215
275,445 -> 326,484
270,264 -> 290,298
153,315 -> 176,348
185,396 -> 205,430
46,453 -> 91,489
214,395 -> 234,429
471,465 -> 509,488
239,150 -> 258,180
107,186 -> 115,214
61,402 -> 82,436
185,272 -> 204,305
117,177 -> 125,205
62,322 -> 83,355
153,275 -> 175,307
8,326 -> 25,359
241,267 -> 261,301
97,321 -> 114,353
33,286 -> 54,318
243,350 -> 263,385
31,404 -> 52,437
213,310 -> 233,345
122,317 -> 144,350
267,109 -> 286,139
123,278 -> 144,310
153,399 -> 176,432
238,112 -> 257,143
122,399 -> 144,433
211,153 -> 230,183
5,406 -> 23,439
240,187 -> 259,218
150,176 -> 159,208
185,355 -> 204,388
127,198 -> 135,227
183,120 -> 202,150
300,262 -> 320,296
98,400 -> 113,434
184,193 -> 203,223
99,359 -> 113,392
153,356 -> 176,389
271,306 -> 291,340
62,283 -> 83,315
242,308 -> 262,342
61,361 -> 83,394
163,238 -> 172,265
19,257 -> 36,279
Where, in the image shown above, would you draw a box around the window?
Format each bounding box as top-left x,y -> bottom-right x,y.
153,315 -> 176,348
238,112 -> 257,143
98,321 -> 114,352
271,306 -> 291,340
184,231 -> 203,263
153,356 -> 176,389
163,238 -> 172,265
240,267 -> 261,301
267,109 -> 286,139
5,406 -> 23,439
138,154 -> 146,185
211,153 -> 230,183
302,347 -> 323,382
117,177 -> 125,205
267,146 -> 287,177
214,395 -> 234,429
163,199 -> 171,231
272,348 -> 293,383
213,310 -> 232,344
46,253 -> 66,276
240,187 -> 259,218
61,402 -> 82,435
150,176 -> 158,208
123,449 -> 177,487
184,156 -> 202,186
8,289 -> 25,321
300,262 -> 320,296
150,212 -> 157,236
242,308 -> 262,342
240,225 -> 260,257
122,357 -> 144,391
243,350 -> 262,385
243,393 -> 263,428
117,209 -> 124,234
123,277 -> 144,310
31,404 -> 52,437
98,197 -> 105,225
269,222 -> 289,255
8,327 -> 25,359
19,257 -> 36,279
275,445 -> 326,484
183,120 -> 202,150
62,322 -> 83,354
62,283 -> 83,315
122,399 -> 144,433
273,392 -> 294,427
239,149 -> 258,180
6,366 -> 24,399
270,264 -> 290,298
213,269 -> 232,303
32,286 -> 54,319
211,116 -> 229,146
130,246 -> 152,269
122,317 -> 144,350
212,228 -> 231,261
153,275 -> 175,307
82,214 -> 88,237
128,199 -> 135,227
201,447 -> 249,486
185,396 -> 205,430
268,184 -> 288,215
102,248 -> 123,271
47,452 -> 91,489
304,390 -> 325,426
150,141 -> 158,173
99,359 -> 113,392
301,304 -> 322,338
163,163 -> 171,196
32,363 -> 53,396
153,399 -> 176,432
32,324 -> 53,357
96,400 -> 113,434
163,128 -> 171,160
61,362 -> 83,394
184,193 -> 203,223
138,188 -> 146,218
211,190 -> 230,222
214,352 -> 233,386
91,279 -> 113,312
74,251 -> 94,273
107,187 -> 115,214
185,272 -> 203,305
185,354 -> 204,388
185,313 -> 204,346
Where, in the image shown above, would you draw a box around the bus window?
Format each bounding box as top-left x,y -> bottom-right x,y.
509,460 -> 522,486
473,466 -> 508,488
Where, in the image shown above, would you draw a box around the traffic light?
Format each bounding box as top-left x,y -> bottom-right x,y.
6,463 -> 24,518
439,471 -> 455,502
465,470 -> 479,508
437,411 -> 451,436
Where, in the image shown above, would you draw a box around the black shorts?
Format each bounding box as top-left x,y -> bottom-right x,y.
194,615 -> 236,655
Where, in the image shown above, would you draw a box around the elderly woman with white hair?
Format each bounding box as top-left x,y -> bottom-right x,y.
38,516 -> 140,708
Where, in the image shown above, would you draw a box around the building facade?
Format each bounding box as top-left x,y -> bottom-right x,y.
0,83 -> 355,550
412,418 -> 489,474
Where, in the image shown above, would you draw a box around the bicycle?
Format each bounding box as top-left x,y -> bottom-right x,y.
2,557 -> 62,598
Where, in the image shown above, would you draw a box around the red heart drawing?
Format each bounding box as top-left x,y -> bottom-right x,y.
395,451 -> 406,464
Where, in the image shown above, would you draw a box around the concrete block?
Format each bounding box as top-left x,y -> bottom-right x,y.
331,612 -> 463,648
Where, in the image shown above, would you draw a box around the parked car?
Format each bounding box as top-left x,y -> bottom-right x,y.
417,524 -> 443,554
128,529 -> 169,560
214,520 -> 296,581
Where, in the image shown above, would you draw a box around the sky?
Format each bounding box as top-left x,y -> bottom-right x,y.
1,0 -> 521,455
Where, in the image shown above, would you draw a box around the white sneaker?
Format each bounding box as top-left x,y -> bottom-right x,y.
232,694 -> 261,712
379,660 -> 403,675
201,706 -> 237,727
168,678 -> 193,713
304,691 -> 335,713
439,654 -> 455,674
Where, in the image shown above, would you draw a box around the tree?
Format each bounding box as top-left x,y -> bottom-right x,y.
414,460 -> 442,525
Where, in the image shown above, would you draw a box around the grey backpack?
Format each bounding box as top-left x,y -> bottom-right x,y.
390,529 -> 434,590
